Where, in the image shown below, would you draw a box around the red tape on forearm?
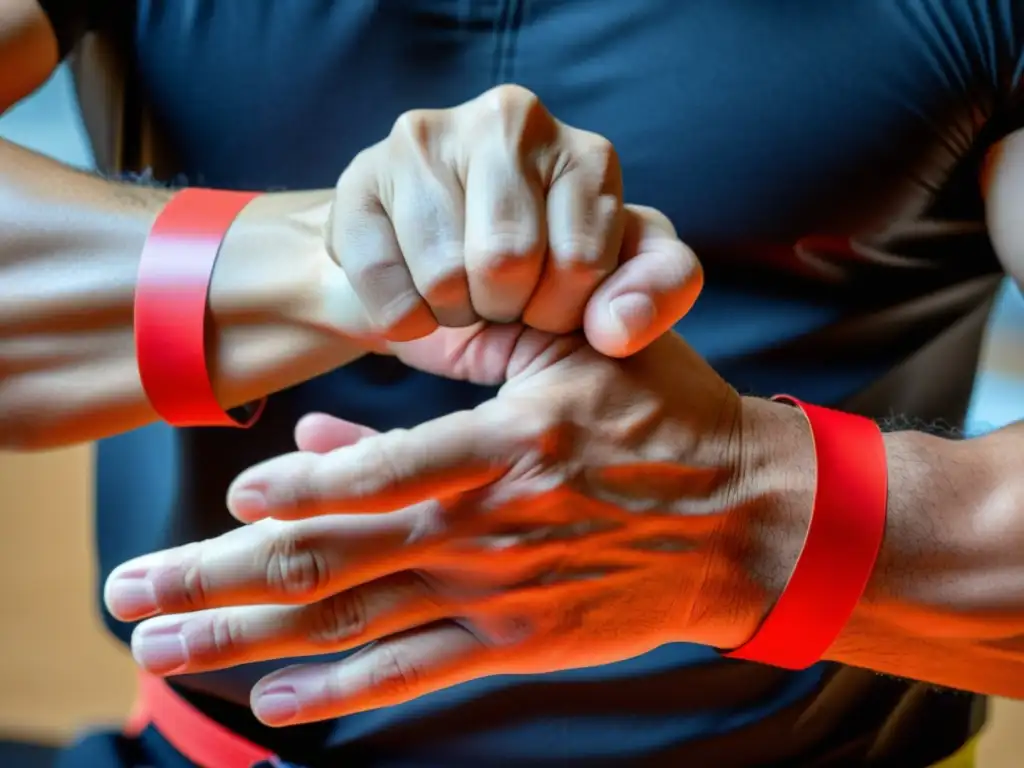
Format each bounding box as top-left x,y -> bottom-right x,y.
723,397 -> 888,669
135,188 -> 265,428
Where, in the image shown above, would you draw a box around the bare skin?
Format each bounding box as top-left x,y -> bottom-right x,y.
103,76 -> 1024,724
0,1 -> 700,449
7,0 -> 1024,722
102,129 -> 1024,716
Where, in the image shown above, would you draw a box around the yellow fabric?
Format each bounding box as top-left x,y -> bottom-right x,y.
932,736 -> 977,768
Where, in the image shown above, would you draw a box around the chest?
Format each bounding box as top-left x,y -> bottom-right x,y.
130,0 -> 994,249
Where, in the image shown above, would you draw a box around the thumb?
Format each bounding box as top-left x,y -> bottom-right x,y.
295,413 -> 379,454
583,205 -> 703,357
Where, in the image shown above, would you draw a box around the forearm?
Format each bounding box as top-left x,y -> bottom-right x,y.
829,420 -> 1024,695
0,139 -> 362,449
737,398 -> 1024,695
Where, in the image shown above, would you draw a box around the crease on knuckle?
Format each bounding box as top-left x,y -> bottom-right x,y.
263,531 -> 331,602
308,590 -> 369,645
366,645 -> 420,699
558,132 -> 619,181
178,559 -> 212,613
185,612 -> 247,665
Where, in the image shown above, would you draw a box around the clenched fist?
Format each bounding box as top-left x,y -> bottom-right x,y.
326,84 -> 700,358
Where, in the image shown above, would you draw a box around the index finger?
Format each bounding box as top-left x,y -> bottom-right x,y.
228,408 -> 514,522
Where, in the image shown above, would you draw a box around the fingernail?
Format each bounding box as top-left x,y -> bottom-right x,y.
254,687 -> 300,725
107,575 -> 158,619
230,488 -> 267,519
133,625 -> 188,675
608,293 -> 656,340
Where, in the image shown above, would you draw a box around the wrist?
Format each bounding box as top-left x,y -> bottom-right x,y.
205,190 -> 369,407
211,190 -> 334,327
696,396 -> 815,649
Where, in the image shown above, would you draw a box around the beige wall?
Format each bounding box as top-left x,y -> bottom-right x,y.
0,446 -> 134,742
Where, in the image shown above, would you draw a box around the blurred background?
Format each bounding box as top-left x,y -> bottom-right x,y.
0,66 -> 1021,765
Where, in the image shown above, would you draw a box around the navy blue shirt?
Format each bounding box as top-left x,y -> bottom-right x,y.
50,0 -> 1022,764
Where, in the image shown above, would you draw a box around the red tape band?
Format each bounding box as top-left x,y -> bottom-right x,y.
723,397 -> 888,669
135,188 -> 265,428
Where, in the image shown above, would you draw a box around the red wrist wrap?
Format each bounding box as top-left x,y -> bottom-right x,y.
134,188 -> 266,428
723,396 -> 888,670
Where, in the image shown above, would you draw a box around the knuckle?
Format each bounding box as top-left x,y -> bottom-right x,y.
547,235 -> 609,271
185,612 -> 247,665
574,132 -> 619,175
335,144 -> 387,208
263,531 -> 331,601
556,131 -> 622,194
418,257 -> 469,306
338,145 -> 376,184
260,457 -> 324,516
348,256 -> 408,295
391,109 -> 441,153
347,260 -> 422,327
208,613 -> 247,657
485,84 -> 540,116
408,570 -> 446,612
468,226 -> 544,276
469,244 -> 533,277
178,560 -> 212,612
498,400 -> 574,458
366,645 -> 420,698
349,433 -> 409,497
476,85 -> 549,147
308,590 -> 369,645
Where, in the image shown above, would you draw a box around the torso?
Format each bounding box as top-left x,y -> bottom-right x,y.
92,1 -> 1015,764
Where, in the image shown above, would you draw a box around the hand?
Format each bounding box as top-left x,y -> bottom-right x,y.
105,332 -> 815,725
382,204 -> 698,384
323,84 -> 700,359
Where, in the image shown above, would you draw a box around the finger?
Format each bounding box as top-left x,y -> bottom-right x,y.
251,622 -> 498,724
523,127 -> 625,333
388,322 -> 529,386
583,204 -> 704,357
388,111 -> 476,327
294,413 -> 378,454
227,408 -> 513,521
130,571 -> 450,677
331,146 -> 438,341
462,93 -> 549,322
104,512 -> 427,622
